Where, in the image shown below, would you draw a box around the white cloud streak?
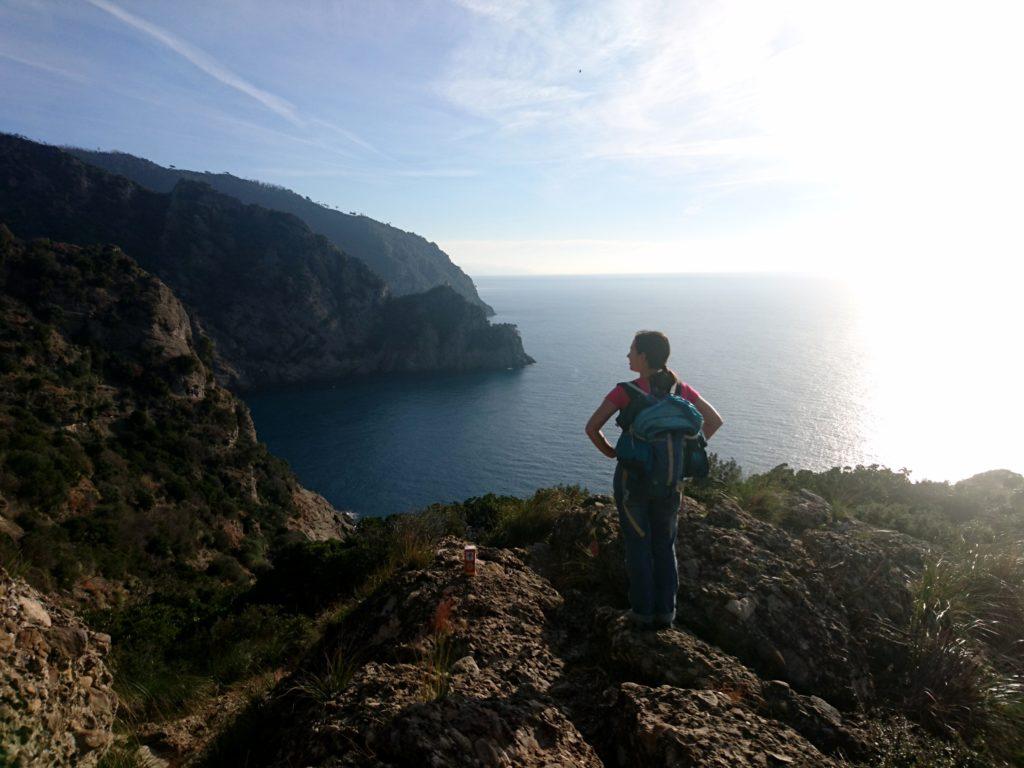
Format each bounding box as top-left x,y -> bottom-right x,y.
85,0 -> 301,124
0,49 -> 91,83
83,0 -> 387,160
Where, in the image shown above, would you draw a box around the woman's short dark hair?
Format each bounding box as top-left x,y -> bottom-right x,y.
634,330 -> 677,395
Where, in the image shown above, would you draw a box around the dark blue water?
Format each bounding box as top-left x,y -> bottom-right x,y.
246,274 -> 887,517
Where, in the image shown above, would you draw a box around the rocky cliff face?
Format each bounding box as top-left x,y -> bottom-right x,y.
65,147 -> 495,316
367,285 -> 534,372
0,567 -> 116,767
0,228 -> 351,600
0,133 -> 530,390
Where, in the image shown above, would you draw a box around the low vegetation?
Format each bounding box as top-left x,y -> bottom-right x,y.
688,458 -> 1024,764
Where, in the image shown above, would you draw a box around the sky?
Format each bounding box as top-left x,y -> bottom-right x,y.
1,0 -> 1022,277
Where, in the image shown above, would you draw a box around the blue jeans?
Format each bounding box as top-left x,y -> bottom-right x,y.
613,463 -> 681,625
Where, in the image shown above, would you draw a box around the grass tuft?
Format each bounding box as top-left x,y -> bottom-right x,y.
287,643 -> 361,706
419,598 -> 459,702
891,550 -> 1024,759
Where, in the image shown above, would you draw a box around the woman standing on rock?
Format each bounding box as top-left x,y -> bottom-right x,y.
585,330 -> 723,630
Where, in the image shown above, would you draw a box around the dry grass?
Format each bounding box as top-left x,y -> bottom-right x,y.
419,598 -> 458,702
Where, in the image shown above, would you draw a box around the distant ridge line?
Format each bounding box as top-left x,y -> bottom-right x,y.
65,145 -> 494,316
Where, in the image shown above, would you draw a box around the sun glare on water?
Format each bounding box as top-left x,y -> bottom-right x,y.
850,272 -> 1021,481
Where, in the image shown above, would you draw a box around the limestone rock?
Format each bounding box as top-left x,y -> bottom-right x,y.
611,683 -> 842,767
800,519 -> 929,677
776,489 -> 833,533
0,568 -> 116,767
590,607 -> 870,758
676,499 -> 870,705
252,540 -> 598,766
288,486 -> 356,542
549,496 -> 873,706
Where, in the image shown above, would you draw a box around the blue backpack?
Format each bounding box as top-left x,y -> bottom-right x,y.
614,382 -> 709,496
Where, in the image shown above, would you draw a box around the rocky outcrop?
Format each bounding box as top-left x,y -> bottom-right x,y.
250,541 -> 600,767
675,499 -> 871,706
0,225 -> 207,400
66,146 -> 495,315
0,568 -> 115,767
800,519 -> 928,676
611,683 -> 841,767
215,535 -> 883,766
590,607 -> 870,758
0,133 -> 529,390
544,490 -> 939,715
774,489 -> 834,533
289,487 -> 356,542
366,286 -> 534,372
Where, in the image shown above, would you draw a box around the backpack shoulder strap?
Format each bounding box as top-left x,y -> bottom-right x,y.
622,381 -> 649,399
615,381 -> 653,430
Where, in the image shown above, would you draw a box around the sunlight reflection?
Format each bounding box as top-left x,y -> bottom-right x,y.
852,272 -> 1020,481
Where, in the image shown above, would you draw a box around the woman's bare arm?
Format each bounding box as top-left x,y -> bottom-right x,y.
585,399 -> 619,459
693,396 -> 723,440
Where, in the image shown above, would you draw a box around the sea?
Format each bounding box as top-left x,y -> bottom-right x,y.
245,274 -> 1021,517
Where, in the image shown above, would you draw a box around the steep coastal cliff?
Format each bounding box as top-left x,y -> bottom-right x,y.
368,285 -> 534,372
0,134 -> 531,391
64,147 -> 495,316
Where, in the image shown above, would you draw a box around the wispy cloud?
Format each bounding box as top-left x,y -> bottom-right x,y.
386,168 -> 478,178
83,0 -> 388,161
250,166 -> 477,180
85,0 -> 302,124
440,0 -> 1024,222
586,137 -> 773,163
0,50 -> 91,83
437,0 -> 777,175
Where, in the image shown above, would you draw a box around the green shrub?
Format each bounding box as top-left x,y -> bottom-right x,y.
249,538 -> 378,613
198,605 -> 314,682
685,452 -> 743,505
93,577 -> 315,721
207,554 -> 248,584
486,485 -> 587,548
888,551 -> 1024,757
868,717 -> 992,768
